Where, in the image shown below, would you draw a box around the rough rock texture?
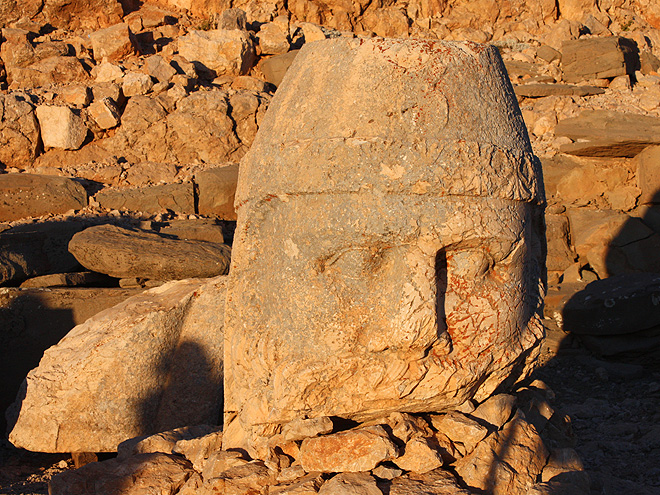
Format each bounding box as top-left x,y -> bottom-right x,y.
561,37 -> 638,83
36,105 -> 88,150
196,164 -> 239,220
299,425 -> 398,473
49,453 -> 194,495
0,285 -> 144,434
0,221 -> 85,286
95,183 -> 195,214
178,29 -> 256,76
555,110 -> 660,157
7,276 -> 227,452
89,23 -> 138,62
69,224 -> 231,280
0,94 -> 40,168
0,174 -> 87,221
224,38 -> 546,455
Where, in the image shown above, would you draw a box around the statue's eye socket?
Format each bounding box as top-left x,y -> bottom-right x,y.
446,249 -> 492,280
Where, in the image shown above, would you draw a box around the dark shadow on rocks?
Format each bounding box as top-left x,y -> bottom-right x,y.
138,339 -> 223,437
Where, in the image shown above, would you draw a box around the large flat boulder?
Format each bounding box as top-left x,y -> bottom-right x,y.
7,276 -> 227,452
68,224 -> 231,280
224,38 -> 546,455
555,110 -> 660,157
95,183 -> 195,215
561,37 -> 638,83
0,174 -> 87,221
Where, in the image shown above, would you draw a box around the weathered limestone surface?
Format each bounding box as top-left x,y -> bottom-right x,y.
69,224 -> 231,280
224,38 -> 546,454
7,276 -> 227,452
0,173 -> 87,221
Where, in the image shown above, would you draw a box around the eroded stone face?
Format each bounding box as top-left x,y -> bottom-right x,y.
224,38 -> 546,454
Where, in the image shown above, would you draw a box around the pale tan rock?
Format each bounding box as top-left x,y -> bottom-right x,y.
300,425 -> 398,473
117,424 -> 221,460
300,22 -> 326,43
174,429 -> 226,473
145,54 -> 177,83
318,473 -> 381,495
0,94 -> 40,169
122,71 -> 154,96
88,97 -> 120,129
258,22 -> 290,55
48,453 -> 193,495
201,449 -> 249,479
224,38 -> 546,454
36,105 -> 88,150
454,412 -> 549,495
93,60 -> 124,83
471,394 -> 517,429
59,85 -> 92,107
371,464 -> 403,480
429,412 -> 489,455
178,29 -> 256,76
388,412 -> 434,444
393,437 -> 443,473
557,0 -> 597,22
7,276 -> 227,452
90,23 -> 138,62
281,416 -> 334,442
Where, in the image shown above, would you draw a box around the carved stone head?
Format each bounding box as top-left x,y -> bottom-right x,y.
224,38 -> 546,453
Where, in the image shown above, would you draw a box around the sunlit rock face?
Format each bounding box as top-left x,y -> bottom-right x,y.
224,38 -> 546,454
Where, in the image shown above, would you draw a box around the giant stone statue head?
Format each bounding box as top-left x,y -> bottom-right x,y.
224,38 -> 546,453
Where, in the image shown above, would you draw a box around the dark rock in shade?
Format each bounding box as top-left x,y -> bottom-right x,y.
563,273 -> 660,336
260,50 -> 299,87
561,37 -> 639,83
0,173 -> 88,222
555,110 -> 660,157
195,164 -> 239,220
95,182 -> 194,215
0,221 -> 85,286
69,224 -> 231,280
49,453 -> 194,495
19,271 -> 115,288
577,326 -> 660,362
640,51 -> 660,75
514,84 -> 604,98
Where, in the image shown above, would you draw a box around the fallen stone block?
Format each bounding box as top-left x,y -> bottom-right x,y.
69,224 -> 231,280
18,271 -> 113,288
89,23 -> 138,62
561,37 -> 639,83
88,97 -> 120,129
636,145 -> 660,204
555,110 -> 660,157
299,425 -> 398,473
195,164 -> 239,220
7,276 -> 227,452
8,56 -> 90,90
49,453 -> 194,495
95,183 -> 194,215
0,173 -> 87,222
259,50 -> 298,86
0,94 -> 41,169
514,83 -> 604,98
36,105 -> 88,150
178,29 -> 256,77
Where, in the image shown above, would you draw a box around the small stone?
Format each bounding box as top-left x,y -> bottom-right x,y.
318,473 -> 381,495
122,71 -> 154,96
89,23 -> 138,62
178,29 -> 256,77
393,437 -> 443,473
371,464 -> 402,480
258,22 -> 290,55
88,97 -> 120,129
201,450 -> 249,479
471,394 -> 517,429
218,8 -> 247,31
93,61 -> 124,83
271,473 -> 324,495
429,412 -> 489,455
145,54 -> 177,83
300,425 -> 398,473
281,416 -> 334,442
35,106 -> 88,150
59,85 -> 92,106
